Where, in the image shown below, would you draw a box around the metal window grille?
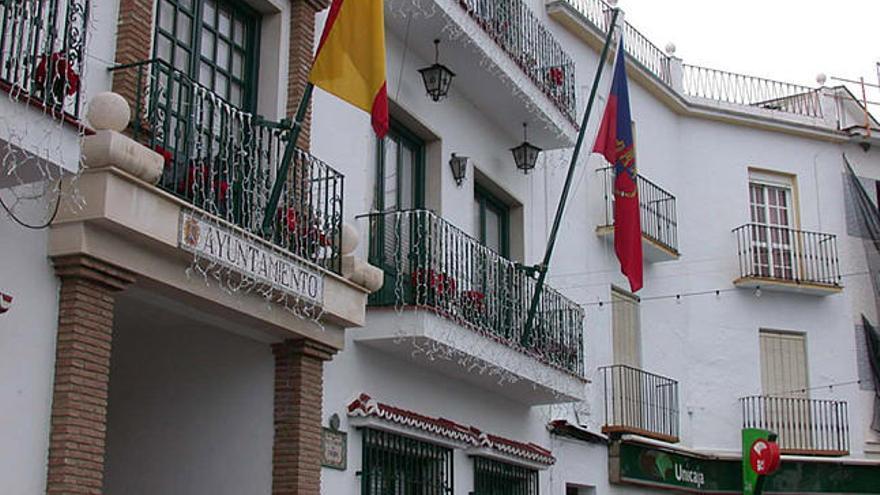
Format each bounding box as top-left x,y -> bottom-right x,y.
472,457 -> 538,495
360,428 -> 454,495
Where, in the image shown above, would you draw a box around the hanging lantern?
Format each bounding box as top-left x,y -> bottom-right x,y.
418,39 -> 455,102
448,153 -> 468,186
511,123 -> 541,174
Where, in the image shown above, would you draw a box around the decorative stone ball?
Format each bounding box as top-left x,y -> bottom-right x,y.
341,222 -> 359,255
665,43 -> 677,56
816,73 -> 827,86
87,92 -> 131,132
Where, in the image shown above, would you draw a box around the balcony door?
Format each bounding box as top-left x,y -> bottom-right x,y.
760,330 -> 812,450
749,180 -> 795,280
375,125 -> 424,213
370,124 -> 425,304
610,288 -> 642,430
154,0 -> 259,109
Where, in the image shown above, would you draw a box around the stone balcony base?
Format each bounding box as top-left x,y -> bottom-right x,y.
355,308 -> 587,405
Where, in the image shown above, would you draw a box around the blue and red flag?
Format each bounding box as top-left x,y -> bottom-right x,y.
593,38 -> 643,292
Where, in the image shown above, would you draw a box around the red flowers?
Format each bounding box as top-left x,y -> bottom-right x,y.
175,162 -> 229,203
277,207 -> 331,247
548,66 -> 565,87
35,52 -> 80,97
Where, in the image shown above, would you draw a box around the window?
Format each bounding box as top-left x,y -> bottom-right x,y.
474,185 -> 510,257
748,171 -> 797,280
360,429 -> 453,495
154,0 -> 259,108
473,457 -> 538,495
566,485 -> 595,495
376,124 -> 425,212
611,287 -> 641,368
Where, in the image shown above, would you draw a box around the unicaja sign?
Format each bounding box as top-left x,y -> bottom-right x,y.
674,463 -> 705,488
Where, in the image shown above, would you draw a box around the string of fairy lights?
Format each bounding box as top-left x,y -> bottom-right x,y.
572,268 -> 877,309
0,0 -> 93,230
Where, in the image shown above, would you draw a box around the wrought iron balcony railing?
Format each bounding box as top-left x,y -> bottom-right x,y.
733,223 -> 841,288
683,65 -> 823,118
555,0 -> 672,86
0,0 -> 89,119
458,0 -> 577,121
365,209 -> 585,376
599,167 -> 678,255
740,395 -> 849,456
600,364 -> 679,442
108,59 -> 344,274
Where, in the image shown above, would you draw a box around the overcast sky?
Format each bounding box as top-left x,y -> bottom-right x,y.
617,0 -> 879,94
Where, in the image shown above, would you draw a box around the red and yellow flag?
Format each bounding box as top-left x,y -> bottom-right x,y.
309,0 -> 388,138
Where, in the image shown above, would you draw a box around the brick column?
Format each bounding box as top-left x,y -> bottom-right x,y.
287,0 -> 330,151
111,0 -> 154,132
272,339 -> 335,495
46,255 -> 134,495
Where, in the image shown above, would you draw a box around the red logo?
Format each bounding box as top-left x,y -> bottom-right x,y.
749,438 -> 781,475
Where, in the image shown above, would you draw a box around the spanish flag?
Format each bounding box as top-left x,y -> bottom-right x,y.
309,0 -> 389,138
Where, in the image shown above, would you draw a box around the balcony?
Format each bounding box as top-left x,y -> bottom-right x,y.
108,59 -> 344,274
600,365 -> 679,443
732,224 -> 842,295
740,396 -> 850,456
359,209 -> 586,405
385,0 -> 577,149
596,167 -> 679,262
0,0 -> 88,178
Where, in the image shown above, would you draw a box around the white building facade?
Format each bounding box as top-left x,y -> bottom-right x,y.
1,0 -> 879,494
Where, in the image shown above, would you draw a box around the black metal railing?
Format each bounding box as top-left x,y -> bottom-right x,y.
360,428 -> 454,494
458,0 -> 577,121
365,209 -> 585,376
599,167 -> 678,254
556,0 -> 672,86
740,396 -> 849,455
473,457 -> 538,495
733,223 -> 841,287
109,59 -> 344,273
0,0 -> 89,118
683,65 -> 823,118
600,365 -> 679,442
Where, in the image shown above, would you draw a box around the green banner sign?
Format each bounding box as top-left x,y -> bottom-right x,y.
614,441 -> 740,493
611,440 -> 880,494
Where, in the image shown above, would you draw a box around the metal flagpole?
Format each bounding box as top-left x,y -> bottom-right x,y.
261,82 -> 315,236
521,8 -> 622,347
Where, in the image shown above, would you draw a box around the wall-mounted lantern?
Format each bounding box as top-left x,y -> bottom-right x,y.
449,153 -> 468,186
418,39 -> 455,102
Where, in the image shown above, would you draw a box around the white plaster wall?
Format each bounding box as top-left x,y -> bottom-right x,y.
316,2 -> 880,492
104,294 -> 275,495
0,200 -> 59,495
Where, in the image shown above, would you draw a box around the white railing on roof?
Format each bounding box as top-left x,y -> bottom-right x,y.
558,0 -> 672,86
556,0 -> 823,118
682,64 -> 823,118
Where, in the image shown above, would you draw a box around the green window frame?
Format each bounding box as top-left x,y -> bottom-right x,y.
473,457 -> 538,495
154,0 -> 260,109
360,428 -> 454,495
474,185 -> 510,258
375,122 -> 426,212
